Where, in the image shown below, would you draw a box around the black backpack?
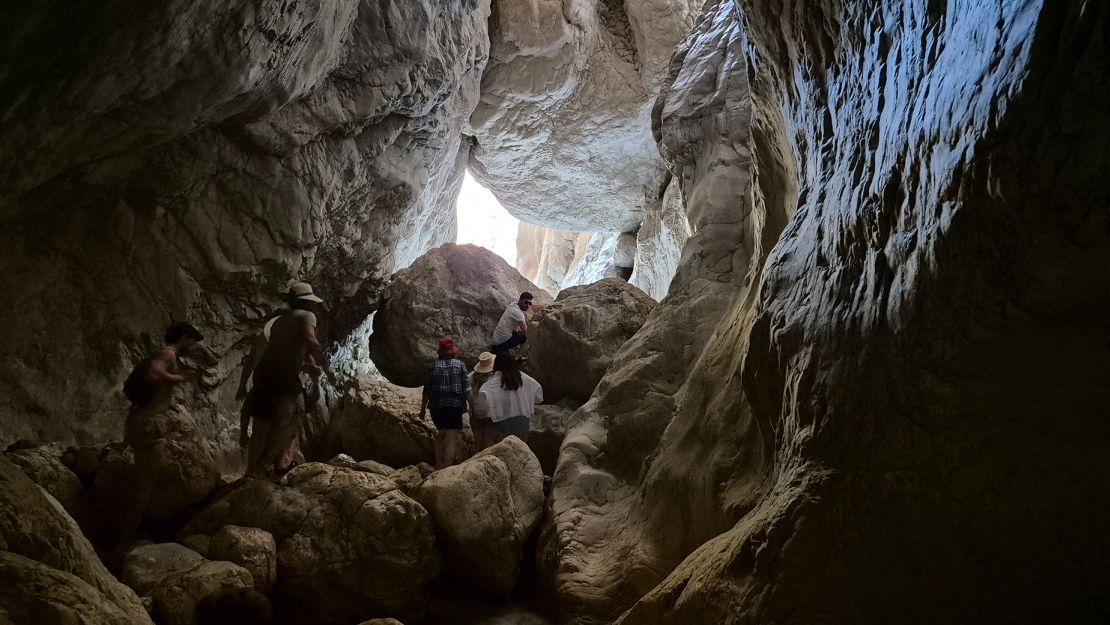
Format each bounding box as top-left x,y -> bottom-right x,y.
122,357 -> 156,407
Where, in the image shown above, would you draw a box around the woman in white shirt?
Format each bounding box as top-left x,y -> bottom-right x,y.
479,353 -> 543,442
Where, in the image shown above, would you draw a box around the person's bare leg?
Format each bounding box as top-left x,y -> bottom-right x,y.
444,430 -> 462,467
434,431 -> 446,469
117,444 -> 160,552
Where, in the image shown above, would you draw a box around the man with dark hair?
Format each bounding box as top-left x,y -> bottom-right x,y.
490,292 -> 534,354
117,321 -> 203,550
244,282 -> 336,478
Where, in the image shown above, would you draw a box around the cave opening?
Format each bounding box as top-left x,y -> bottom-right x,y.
455,170 -> 520,265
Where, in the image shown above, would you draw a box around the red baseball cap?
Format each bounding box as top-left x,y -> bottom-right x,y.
438,337 -> 459,357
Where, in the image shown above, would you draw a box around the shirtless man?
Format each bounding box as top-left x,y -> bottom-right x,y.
245,282 -> 336,478
118,322 -> 203,550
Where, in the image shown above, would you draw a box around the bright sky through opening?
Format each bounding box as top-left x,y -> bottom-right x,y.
456,170 -> 519,264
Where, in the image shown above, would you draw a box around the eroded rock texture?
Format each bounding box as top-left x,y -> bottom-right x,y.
545,2 -> 1110,624
0,0 -> 491,446
470,0 -> 702,232
323,377 -> 433,468
414,437 -> 544,597
183,462 -> 437,624
371,244 -> 551,387
0,456 -> 152,624
526,278 -> 656,402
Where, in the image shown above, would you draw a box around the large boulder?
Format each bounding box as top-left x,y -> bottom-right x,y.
0,456 -> 152,624
526,278 -> 656,402
324,378 -> 434,468
183,463 -> 437,625
90,409 -> 221,526
0,551 -> 153,625
371,244 -> 552,387
122,542 -> 208,596
4,442 -> 85,515
414,437 -> 543,597
209,525 -> 278,592
150,560 -> 254,625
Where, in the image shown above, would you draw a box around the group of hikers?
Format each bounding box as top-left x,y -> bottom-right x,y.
120,284 -> 544,544
421,291 -> 544,467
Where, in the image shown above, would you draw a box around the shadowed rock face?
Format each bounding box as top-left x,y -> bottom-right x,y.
544,1 -> 1110,624
0,456 -> 152,624
0,0 -> 491,446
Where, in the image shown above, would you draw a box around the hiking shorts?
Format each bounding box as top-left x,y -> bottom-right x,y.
430,406 -> 465,431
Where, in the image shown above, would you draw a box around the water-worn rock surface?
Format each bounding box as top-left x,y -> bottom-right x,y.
208,525 -> 278,592
324,377 -> 433,468
184,463 -> 437,624
122,542 -> 207,596
526,278 -> 656,402
544,2 -> 1110,624
371,244 -> 551,387
0,456 -> 152,624
470,0 -> 702,232
0,0 -> 492,446
414,437 -> 544,598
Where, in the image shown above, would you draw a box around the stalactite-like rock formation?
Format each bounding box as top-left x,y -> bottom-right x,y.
544,1 -> 1110,624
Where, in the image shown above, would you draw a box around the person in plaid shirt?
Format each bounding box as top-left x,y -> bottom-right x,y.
420,337 -> 475,467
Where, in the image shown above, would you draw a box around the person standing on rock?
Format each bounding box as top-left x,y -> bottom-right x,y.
468,351 -> 497,452
118,321 -> 204,551
490,292 -> 535,355
245,282 -> 336,479
420,337 -> 475,468
479,353 -> 543,443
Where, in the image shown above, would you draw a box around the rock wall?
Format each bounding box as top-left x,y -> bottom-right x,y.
545,1 -> 1110,624
470,0 -> 702,232
516,182 -> 689,300
0,0 -> 491,446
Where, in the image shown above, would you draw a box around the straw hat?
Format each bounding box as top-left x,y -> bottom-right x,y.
288,282 -> 324,303
473,351 -> 495,373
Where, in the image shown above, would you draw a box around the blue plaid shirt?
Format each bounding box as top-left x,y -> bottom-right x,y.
424,357 -> 470,409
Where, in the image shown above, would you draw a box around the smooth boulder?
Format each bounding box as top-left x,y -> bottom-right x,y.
414,437 -> 544,597
4,442 -> 84,515
371,243 -> 552,387
526,278 -> 656,401
0,551 -> 152,625
209,525 -> 278,592
0,456 -> 152,624
183,463 -> 437,625
150,560 -> 253,625
122,542 -> 207,596
325,380 -> 434,467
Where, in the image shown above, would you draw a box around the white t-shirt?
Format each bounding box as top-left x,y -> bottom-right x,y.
479,372 -> 543,423
491,303 -> 526,345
